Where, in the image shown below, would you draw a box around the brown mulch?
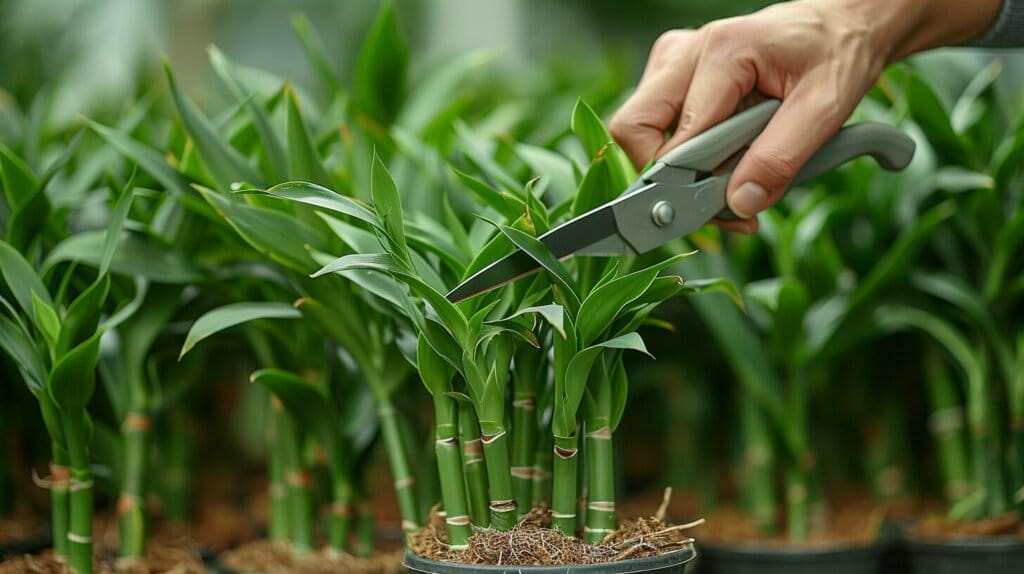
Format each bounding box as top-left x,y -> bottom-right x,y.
910,512 -> 1024,541
407,505 -> 698,567
691,503 -> 885,549
218,539 -> 404,574
0,544 -> 207,573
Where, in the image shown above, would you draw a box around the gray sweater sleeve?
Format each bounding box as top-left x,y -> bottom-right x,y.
969,0 -> 1024,47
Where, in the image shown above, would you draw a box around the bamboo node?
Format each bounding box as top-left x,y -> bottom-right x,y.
49,463 -> 70,485
401,520 -> 419,532
122,412 -> 151,432
510,466 -> 535,479
331,502 -> 353,517
480,430 -> 507,445
512,398 -> 536,410
69,478 -> 93,492
269,483 -> 286,499
446,514 -> 471,526
463,438 -> 484,457
551,511 -> 576,519
394,476 -> 416,490
553,445 -> 578,459
284,470 -> 311,488
585,426 -> 612,440
490,500 -> 517,513
786,483 -> 808,503
378,405 -> 396,417
66,532 -> 92,544
587,501 -> 615,512
929,406 -> 965,435
117,493 -> 142,514
437,436 -> 459,446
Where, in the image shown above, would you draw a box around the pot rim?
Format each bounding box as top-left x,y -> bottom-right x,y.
403,544 -> 696,573
903,535 -> 1024,551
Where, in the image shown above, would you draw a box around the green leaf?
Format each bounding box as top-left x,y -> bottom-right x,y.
84,119 -> 192,196
101,171 -> 137,276
571,153 -> 614,218
180,302 -> 301,358
313,252 -> 468,346
773,278 -> 810,363
417,334 -> 453,397
208,45 -> 288,181
286,85 -> 332,186
261,181 -> 380,229
495,224 -> 580,314
577,255 -> 686,345
47,330 -> 104,413
0,312 -> 46,392
0,239 -> 54,317
876,305 -> 983,389
164,62 -> 263,189
452,167 -> 520,222
250,368 -> 346,463
198,187 -> 325,272
0,142 -> 40,210
399,50 -> 494,133
44,230 -> 205,284
370,152 -> 411,266
290,13 -> 341,94
906,73 -> 964,160
571,98 -> 610,160
55,274 -> 110,359
352,1 -> 408,125
559,332 -> 649,434
496,303 -> 565,339
515,143 -> 576,204
293,296 -> 369,361
682,277 -> 743,308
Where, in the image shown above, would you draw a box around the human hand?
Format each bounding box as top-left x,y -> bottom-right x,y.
610,0 -> 1003,233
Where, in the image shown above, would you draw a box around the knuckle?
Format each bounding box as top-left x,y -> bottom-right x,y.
609,112 -> 631,142
701,21 -> 732,50
652,29 -> 688,53
749,146 -> 800,192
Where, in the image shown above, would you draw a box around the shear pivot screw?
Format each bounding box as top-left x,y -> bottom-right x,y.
651,201 -> 675,227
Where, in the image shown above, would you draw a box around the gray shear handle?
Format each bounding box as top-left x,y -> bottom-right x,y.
717,122 -> 916,220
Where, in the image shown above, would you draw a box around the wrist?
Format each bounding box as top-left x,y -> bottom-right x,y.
813,0 -> 1003,62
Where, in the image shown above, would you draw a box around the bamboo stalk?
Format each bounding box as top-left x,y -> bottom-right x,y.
551,431 -> 579,536
278,405 -> 314,554
40,398 -> 70,562
63,412 -> 93,574
118,407 -> 149,558
584,424 -> 615,543
160,411 -> 193,524
531,417 -> 553,508
355,502 -> 375,558
328,476 -> 354,553
377,396 -> 422,534
433,396 -> 472,548
738,393 -> 776,535
480,424 -> 517,530
924,353 -> 974,506
459,405 -> 490,527
267,406 -> 290,541
511,347 -> 541,519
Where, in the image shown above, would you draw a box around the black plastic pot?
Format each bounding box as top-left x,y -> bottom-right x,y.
694,540 -> 884,574
404,545 -> 697,573
904,536 -> 1024,574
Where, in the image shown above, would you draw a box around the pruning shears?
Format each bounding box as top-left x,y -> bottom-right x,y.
446,99 -> 915,303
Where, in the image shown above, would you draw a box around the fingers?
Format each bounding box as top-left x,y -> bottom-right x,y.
715,217 -> 759,234
611,33 -> 699,169
657,29 -> 756,157
726,78 -> 852,218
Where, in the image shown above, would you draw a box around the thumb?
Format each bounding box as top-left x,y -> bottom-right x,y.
726,84 -> 850,218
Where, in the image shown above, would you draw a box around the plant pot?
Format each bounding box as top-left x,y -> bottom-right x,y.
904,536 -> 1024,574
694,540 -> 884,574
404,546 -> 697,573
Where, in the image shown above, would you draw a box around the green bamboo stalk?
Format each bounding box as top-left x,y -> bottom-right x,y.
277,403 -> 313,554
458,405 -> 489,527
50,444 -> 71,563
785,371 -> 811,542
118,406 -> 148,559
551,430 -> 579,536
433,396 -> 471,548
267,406 -> 290,541
583,424 -> 614,543
480,422 -> 517,530
328,475 -> 354,554
63,412 -> 93,574
923,353 -> 974,507
160,411 -> 193,524
532,418 -> 553,508
355,502 -> 375,558
738,393 -> 776,535
376,395 -> 422,535
511,347 -> 541,518
785,463 -> 809,541
965,363 -> 1008,518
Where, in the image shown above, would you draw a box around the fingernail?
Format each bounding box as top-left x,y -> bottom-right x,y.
729,182 -> 768,218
